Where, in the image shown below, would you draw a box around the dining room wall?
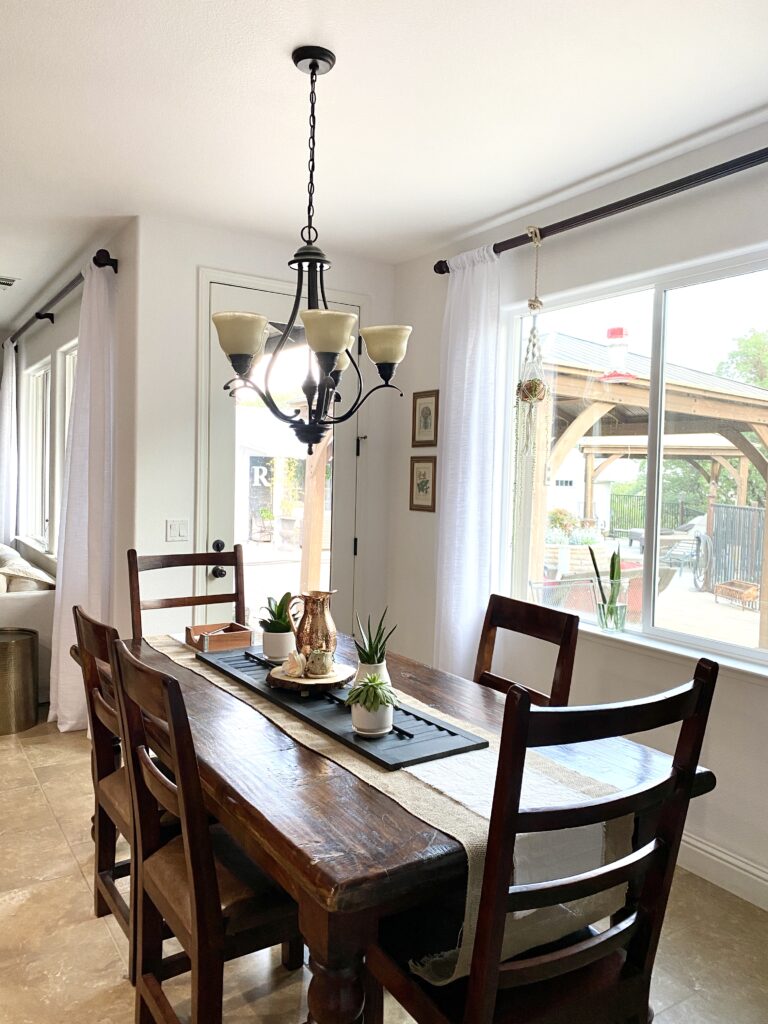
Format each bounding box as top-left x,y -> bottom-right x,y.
386,117 -> 768,910
126,213 -> 396,636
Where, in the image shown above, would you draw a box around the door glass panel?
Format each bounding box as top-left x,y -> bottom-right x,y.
234,337 -> 333,628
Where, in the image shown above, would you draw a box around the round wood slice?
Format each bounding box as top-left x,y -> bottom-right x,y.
266,662 -> 355,693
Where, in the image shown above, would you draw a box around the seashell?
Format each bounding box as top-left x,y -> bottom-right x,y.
283,650 -> 307,678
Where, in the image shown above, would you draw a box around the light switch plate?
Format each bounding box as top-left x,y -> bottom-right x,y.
165,518 -> 189,542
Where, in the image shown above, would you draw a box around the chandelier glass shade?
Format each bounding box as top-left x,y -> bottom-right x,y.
213,45 -> 412,455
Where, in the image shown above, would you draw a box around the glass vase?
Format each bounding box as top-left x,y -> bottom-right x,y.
594,579 -> 629,632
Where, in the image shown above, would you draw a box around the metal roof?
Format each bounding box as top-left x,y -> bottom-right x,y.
542,332 -> 768,404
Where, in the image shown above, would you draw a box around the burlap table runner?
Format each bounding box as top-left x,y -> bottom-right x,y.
150,636 -> 630,985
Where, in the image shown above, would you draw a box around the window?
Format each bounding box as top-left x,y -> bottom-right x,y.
23,360 -> 52,547
19,339 -> 78,554
513,260 -> 768,665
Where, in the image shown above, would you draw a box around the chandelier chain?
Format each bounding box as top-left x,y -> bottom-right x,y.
302,63 -> 319,245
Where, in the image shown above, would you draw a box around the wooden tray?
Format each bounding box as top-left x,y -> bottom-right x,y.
196,646 -> 489,771
185,622 -> 253,653
267,662 -> 355,694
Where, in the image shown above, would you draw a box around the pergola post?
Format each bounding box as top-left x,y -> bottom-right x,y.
300,432 -> 332,592
583,451 -> 594,522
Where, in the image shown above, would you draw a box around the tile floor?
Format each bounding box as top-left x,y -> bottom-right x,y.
1,717 -> 767,1023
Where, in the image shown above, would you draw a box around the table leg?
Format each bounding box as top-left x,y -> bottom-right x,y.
300,903 -> 372,1024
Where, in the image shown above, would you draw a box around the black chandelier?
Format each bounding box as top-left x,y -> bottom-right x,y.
213,45 -> 412,455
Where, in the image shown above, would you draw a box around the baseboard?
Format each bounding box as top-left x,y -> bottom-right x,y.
679,832 -> 768,910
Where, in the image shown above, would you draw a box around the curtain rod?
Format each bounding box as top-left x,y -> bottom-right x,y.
10,248 -> 119,348
433,146 -> 768,275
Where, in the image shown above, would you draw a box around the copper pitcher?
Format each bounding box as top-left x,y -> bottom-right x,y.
290,591 -> 337,657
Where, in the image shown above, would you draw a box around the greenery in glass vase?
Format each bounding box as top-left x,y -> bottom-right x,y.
259,592 -> 293,634
354,609 -> 397,664
589,546 -> 625,629
345,673 -> 398,712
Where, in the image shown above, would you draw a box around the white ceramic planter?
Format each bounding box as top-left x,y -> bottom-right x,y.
354,660 -> 390,684
262,630 -> 296,662
351,702 -> 394,737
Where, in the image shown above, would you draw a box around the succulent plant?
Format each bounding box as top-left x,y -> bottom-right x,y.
354,609 -> 396,664
345,673 -> 398,713
259,592 -> 293,634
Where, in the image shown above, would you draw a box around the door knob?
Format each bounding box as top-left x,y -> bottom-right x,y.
211,565 -> 227,579
212,539 -> 225,552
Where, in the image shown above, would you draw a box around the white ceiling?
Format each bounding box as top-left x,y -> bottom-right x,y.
3,0 -> 768,325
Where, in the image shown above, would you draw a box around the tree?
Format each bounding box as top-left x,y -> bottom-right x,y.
716,329 -> 768,389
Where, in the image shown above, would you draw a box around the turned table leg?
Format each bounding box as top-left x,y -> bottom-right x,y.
301,903 -> 373,1024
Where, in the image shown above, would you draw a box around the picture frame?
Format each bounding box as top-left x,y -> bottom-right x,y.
412,389 -> 439,447
410,456 -> 437,513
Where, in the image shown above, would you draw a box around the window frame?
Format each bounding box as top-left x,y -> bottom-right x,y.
508,245 -> 768,670
21,357 -> 52,549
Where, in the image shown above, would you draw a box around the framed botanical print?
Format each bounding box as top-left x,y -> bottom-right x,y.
412,389 -> 439,447
410,456 -> 437,512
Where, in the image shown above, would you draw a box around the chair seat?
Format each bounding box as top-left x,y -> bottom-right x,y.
144,825 -> 296,939
373,904 -> 647,1024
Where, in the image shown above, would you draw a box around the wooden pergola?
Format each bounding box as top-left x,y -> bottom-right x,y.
529,334 -> 768,643
578,434 -> 752,520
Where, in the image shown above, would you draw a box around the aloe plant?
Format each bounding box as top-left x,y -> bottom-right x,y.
259,592 -> 293,634
354,609 -> 397,664
589,546 -> 625,629
345,673 -> 398,713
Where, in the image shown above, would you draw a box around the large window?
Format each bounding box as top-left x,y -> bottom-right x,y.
22,360 -> 52,547
514,260 -> 768,664
19,339 -> 78,554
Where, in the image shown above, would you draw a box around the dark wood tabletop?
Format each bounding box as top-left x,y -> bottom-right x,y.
130,635 -> 716,1024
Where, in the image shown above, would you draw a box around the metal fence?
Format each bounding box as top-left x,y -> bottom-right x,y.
711,504 -> 764,587
609,494 -> 703,535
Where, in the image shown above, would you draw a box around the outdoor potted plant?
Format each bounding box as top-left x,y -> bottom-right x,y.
589,546 -> 628,631
345,672 -> 397,736
354,609 -> 396,683
256,506 -> 274,542
259,592 -> 296,661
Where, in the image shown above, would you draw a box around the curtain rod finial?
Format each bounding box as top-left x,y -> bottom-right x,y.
434,260 -> 450,275
93,249 -> 118,274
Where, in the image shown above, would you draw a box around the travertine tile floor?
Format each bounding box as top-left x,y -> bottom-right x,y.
1,718 -> 767,1023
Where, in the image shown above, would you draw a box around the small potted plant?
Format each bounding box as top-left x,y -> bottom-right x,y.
345,672 -> 397,736
354,609 -> 396,683
257,506 -> 274,543
589,546 -> 628,631
259,592 -> 296,661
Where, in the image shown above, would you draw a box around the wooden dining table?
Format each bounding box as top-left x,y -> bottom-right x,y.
130,634 -> 716,1024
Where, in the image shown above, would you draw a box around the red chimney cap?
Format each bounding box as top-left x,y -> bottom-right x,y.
607,327 -> 627,339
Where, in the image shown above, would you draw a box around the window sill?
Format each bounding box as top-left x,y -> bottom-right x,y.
578,620 -> 768,686
14,537 -> 57,578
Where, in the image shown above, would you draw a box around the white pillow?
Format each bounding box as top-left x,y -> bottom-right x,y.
0,574 -> 7,594
0,561 -> 56,590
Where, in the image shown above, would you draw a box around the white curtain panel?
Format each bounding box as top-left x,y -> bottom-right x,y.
0,339 -> 18,546
49,263 -> 115,731
434,245 -> 503,678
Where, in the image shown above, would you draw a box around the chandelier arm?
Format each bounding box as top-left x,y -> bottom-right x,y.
324,381 -> 403,425
343,344 -> 365,410
226,376 -> 302,423
263,264 -> 304,410
320,264 -> 329,309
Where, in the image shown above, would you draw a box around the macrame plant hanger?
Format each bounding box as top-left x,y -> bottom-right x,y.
516,226 -> 548,456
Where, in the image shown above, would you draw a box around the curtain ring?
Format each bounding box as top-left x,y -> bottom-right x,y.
526,226 -> 542,246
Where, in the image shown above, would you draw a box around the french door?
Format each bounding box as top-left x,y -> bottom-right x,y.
199,270 -> 360,633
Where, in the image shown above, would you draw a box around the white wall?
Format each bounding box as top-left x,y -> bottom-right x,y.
388,122 -> 768,908
128,214 -> 395,636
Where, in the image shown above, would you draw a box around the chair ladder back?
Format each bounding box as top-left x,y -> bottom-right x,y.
112,640 -> 225,945
127,545 -> 246,639
473,595 -> 578,707
72,606 -> 121,782
462,659 -> 718,1024
137,746 -> 181,820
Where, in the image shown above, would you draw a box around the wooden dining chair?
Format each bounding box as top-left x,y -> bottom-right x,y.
72,606 -> 135,976
111,639 -> 303,1024
473,595 -> 578,706
127,545 -> 246,639
365,658 -> 718,1024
